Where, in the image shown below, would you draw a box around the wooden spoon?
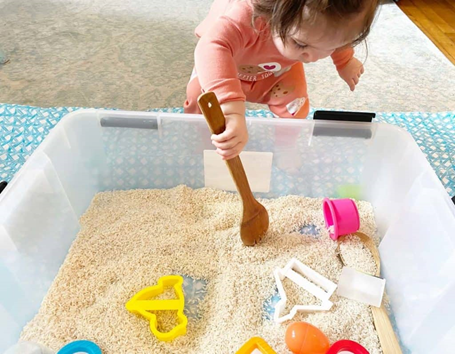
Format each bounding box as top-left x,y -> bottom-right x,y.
337,232 -> 403,354
197,92 -> 269,246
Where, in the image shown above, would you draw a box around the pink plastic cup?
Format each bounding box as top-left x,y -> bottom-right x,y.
323,198 -> 360,240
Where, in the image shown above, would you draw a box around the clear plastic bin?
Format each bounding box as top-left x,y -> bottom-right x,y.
0,109 -> 454,353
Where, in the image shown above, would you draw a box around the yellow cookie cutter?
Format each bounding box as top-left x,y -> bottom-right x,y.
126,275 -> 188,342
236,337 -> 277,354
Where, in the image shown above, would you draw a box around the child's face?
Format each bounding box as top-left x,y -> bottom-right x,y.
272,13 -> 364,63
273,34 -> 336,63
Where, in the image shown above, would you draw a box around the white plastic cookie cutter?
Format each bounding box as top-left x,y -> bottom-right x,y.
273,258 -> 337,323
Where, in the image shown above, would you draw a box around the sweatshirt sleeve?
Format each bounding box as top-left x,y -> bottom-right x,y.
331,47 -> 355,71
194,16 -> 247,105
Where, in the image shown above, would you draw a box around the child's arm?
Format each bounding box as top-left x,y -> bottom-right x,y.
331,47 -> 365,91
195,17 -> 250,159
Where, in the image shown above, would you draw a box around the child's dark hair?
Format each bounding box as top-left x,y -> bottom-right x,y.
252,0 -> 381,46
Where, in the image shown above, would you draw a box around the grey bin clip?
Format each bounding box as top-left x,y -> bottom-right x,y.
100,116 -> 158,130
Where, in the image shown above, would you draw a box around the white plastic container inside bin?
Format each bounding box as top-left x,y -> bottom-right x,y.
0,109 -> 454,353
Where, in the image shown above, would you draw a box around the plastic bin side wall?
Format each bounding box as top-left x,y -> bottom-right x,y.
362,125 -> 455,353
0,111 -> 106,351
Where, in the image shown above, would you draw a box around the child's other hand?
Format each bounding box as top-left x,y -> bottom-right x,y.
338,57 -> 364,91
211,101 -> 247,160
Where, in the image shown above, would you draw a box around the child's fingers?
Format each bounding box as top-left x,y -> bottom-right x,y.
353,76 -> 359,85
358,67 -> 364,78
216,148 -> 240,160
211,130 -> 235,143
221,150 -> 241,160
212,139 -> 241,150
348,79 -> 355,91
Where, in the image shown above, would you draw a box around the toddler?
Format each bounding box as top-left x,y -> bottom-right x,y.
184,0 -> 380,160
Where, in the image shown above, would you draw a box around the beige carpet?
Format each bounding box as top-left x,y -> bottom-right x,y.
0,0 -> 454,112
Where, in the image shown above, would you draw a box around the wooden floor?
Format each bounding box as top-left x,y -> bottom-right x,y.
397,0 -> 455,65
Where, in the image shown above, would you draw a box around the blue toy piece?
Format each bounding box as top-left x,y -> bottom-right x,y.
57,340 -> 101,354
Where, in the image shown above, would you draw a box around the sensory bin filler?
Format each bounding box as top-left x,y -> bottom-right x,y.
31,198 -> 382,354
6,196 -> 384,354
61,199 -> 378,354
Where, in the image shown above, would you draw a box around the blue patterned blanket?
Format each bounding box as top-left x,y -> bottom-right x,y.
1,104 -> 454,195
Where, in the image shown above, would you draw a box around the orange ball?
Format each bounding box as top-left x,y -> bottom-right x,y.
285,322 -> 330,354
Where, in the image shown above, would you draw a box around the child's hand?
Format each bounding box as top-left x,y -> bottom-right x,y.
211,101 -> 248,160
338,57 -> 364,91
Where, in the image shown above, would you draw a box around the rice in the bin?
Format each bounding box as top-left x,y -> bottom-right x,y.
21,185 -> 383,353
